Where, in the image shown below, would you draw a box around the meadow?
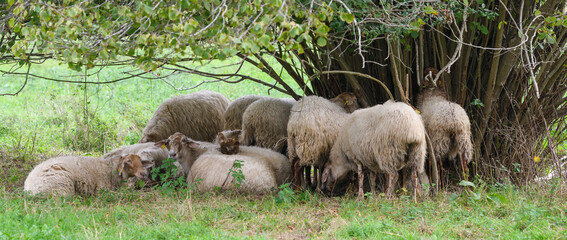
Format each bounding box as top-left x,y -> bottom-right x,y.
1,60 -> 566,239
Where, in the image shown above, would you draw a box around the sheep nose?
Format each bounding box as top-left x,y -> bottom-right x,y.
169,152 -> 177,158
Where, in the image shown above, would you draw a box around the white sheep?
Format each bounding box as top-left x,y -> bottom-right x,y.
240,97 -> 295,153
287,93 -> 359,191
139,90 -> 230,143
321,101 -> 427,199
417,68 -> 473,181
223,95 -> 265,130
24,154 -> 152,196
157,132 -> 291,194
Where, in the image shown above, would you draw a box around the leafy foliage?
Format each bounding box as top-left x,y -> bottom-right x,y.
151,157 -> 187,191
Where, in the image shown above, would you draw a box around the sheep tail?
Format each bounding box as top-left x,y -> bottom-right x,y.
456,132 -> 473,164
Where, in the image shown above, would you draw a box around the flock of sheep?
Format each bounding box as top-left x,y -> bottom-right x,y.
23,68 -> 474,199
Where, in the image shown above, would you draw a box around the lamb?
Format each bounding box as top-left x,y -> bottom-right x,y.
24,154 -> 152,196
417,68 -> 473,182
214,129 -> 242,155
223,95 -> 265,130
329,92 -> 360,113
157,132 -> 291,193
240,97 -> 295,153
320,101 -> 427,199
139,90 -> 230,143
287,93 -> 360,191
103,142 -> 169,170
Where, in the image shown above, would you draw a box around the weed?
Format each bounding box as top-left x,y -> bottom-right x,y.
151,158 -> 187,191
227,159 -> 245,188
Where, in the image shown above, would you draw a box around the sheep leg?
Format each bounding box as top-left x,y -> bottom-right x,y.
291,157 -> 302,191
459,153 -> 469,181
385,172 -> 399,198
438,158 -> 445,188
412,169 -> 419,202
305,166 -> 313,190
316,166 -> 323,190
369,171 -> 376,195
357,163 -> 364,199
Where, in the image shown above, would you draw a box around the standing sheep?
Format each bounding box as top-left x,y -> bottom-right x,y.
157,132 -> 291,194
139,90 -> 230,143
321,101 -> 427,199
223,95 -> 265,130
287,93 -> 359,191
24,154 -> 152,196
240,97 -> 295,153
417,68 -> 473,182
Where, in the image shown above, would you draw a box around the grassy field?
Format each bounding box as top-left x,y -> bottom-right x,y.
1,60 -> 567,239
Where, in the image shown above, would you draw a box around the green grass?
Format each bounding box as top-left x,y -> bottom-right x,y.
2,60 -> 567,239
1,185 -> 566,239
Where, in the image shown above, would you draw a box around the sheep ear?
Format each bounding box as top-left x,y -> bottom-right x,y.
118,156 -> 126,175
142,160 -> 155,169
233,129 -> 242,137
321,168 -> 330,184
217,133 -> 226,143
182,137 -> 200,148
155,139 -> 169,148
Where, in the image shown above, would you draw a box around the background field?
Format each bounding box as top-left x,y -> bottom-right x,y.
1,61 -> 566,239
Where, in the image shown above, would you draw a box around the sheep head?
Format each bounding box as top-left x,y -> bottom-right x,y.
320,149 -> 354,196
216,130 -> 241,155
330,92 -> 360,113
118,154 -> 152,181
156,132 -> 202,176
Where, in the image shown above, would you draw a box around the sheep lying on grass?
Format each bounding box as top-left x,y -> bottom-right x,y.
287,93 -> 359,191
139,90 -> 230,143
157,132 -> 291,194
417,68 -> 473,182
103,142 -> 169,170
240,98 -> 295,153
24,154 -> 152,197
321,101 -> 427,199
223,95 -> 265,130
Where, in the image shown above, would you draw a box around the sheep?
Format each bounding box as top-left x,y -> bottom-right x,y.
23,154 -> 153,197
139,90 -> 230,143
287,93 -> 360,191
103,142 -> 169,170
417,68 -> 473,182
214,129 -> 242,155
223,95 -> 265,130
157,132 -> 291,193
320,101 -> 427,199
240,97 -> 295,153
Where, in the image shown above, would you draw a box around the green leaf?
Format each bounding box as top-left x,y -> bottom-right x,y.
8,18 -> 15,28
459,180 -> 476,188
424,6 -> 438,15
340,13 -> 355,24
8,0 -> 14,6
463,0 -> 469,5
317,37 -> 327,47
168,8 -> 179,21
